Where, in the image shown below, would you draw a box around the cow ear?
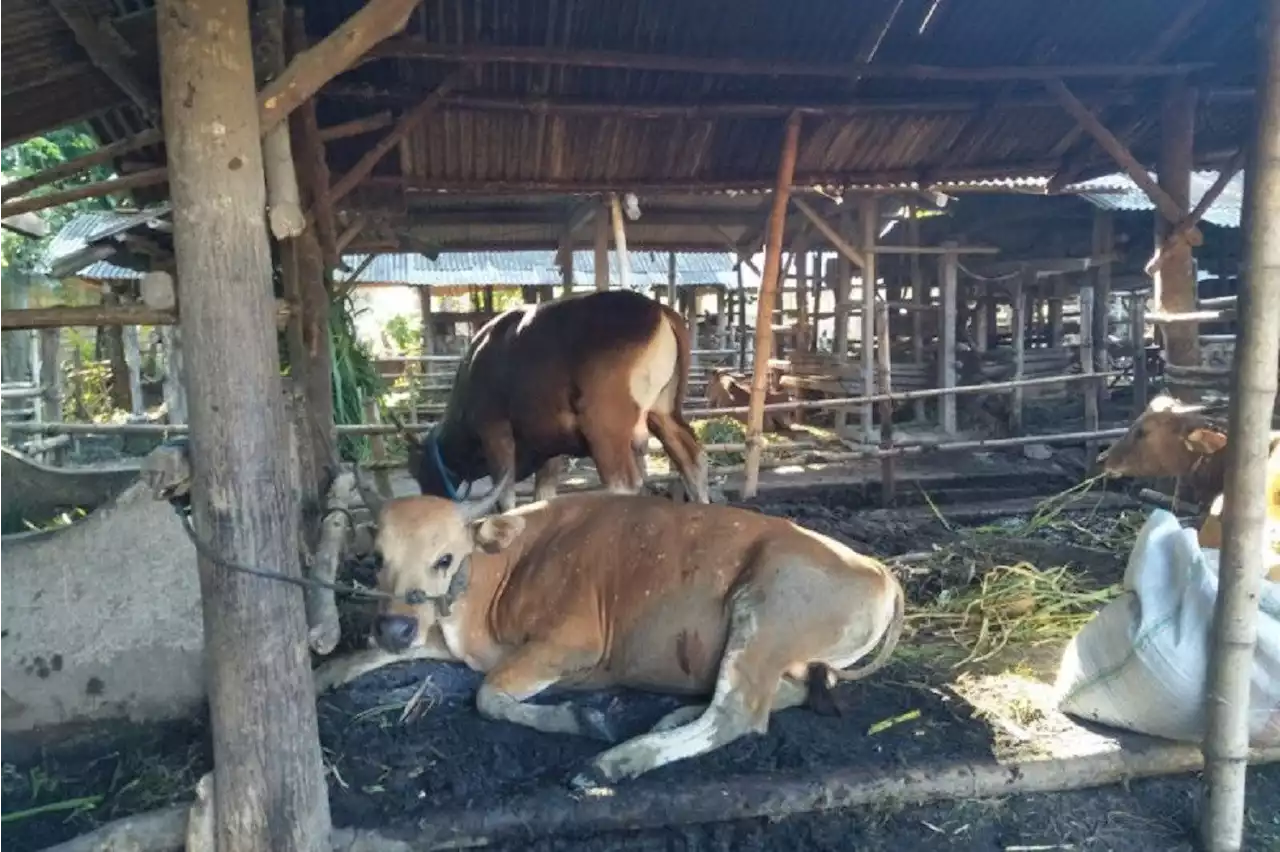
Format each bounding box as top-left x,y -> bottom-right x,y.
472,515 -> 526,553
1184,427 -> 1228,456
1149,395 -> 1178,413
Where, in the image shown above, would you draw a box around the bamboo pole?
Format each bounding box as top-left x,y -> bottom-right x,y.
860,196 -> 878,443
876,299 -> 895,506
793,197 -> 866,269
736,262 -> 748,368
743,114 -> 803,498
1201,3 -> 1280,846
940,245 -> 959,434
609,193 -> 631,291
1079,281 -> 1101,468
1130,293 -> 1149,416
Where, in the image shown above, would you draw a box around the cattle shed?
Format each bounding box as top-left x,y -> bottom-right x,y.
1,1 -> 1279,850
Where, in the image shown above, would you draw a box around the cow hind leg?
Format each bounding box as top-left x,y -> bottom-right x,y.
478,421 -> 520,511
475,640 -> 616,742
533,456 -> 563,503
580,410 -> 646,495
647,411 -> 710,503
569,587 -> 793,789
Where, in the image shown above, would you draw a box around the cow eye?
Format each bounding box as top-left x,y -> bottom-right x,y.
434,554 -> 453,572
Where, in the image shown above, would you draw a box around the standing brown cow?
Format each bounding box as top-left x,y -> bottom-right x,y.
1097,395 -> 1229,507
400,290 -> 709,510
705,368 -> 796,433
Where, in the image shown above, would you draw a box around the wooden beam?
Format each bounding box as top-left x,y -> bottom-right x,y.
336,216 -> 367,254
1154,77 -> 1200,370
1,211 -> 49,238
0,131 -> 164,201
1146,148 -> 1244,276
1046,0 -> 1216,190
792,197 -> 866,269
51,0 -> 160,124
744,113 -> 803,498
257,0 -> 423,136
1,302 -> 292,331
322,69 -> 470,212
0,167 -> 168,218
370,40 -> 1211,82
1045,78 -> 1204,245
317,112 -> 395,142
285,9 -> 340,269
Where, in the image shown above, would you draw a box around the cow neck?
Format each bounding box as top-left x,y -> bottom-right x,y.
465,523 -> 535,644
430,419 -> 482,494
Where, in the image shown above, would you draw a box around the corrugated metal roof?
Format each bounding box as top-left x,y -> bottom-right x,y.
348,249 -> 738,289
1068,170 -> 1244,228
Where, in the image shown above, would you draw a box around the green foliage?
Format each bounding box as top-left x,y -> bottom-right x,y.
383,313 -> 422,355
60,329 -> 117,422
2,126 -> 117,276
329,295 -> 386,462
692,416 -> 748,464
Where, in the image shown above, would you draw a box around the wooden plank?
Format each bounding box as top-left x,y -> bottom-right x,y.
744,114 -> 802,498
318,111 -> 395,142
1,302 -> 291,330
1045,78 -> 1204,245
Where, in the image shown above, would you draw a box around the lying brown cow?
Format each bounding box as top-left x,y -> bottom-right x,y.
1098,395 -> 1230,507
705,368 -> 795,433
399,290 -> 709,509
315,479 -> 905,789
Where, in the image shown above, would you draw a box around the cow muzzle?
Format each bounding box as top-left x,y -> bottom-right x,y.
375,614 -> 419,652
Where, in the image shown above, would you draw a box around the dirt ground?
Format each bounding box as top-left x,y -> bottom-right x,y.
4,454 -> 1278,852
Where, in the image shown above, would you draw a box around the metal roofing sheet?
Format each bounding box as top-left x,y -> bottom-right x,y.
1068,170 -> 1243,228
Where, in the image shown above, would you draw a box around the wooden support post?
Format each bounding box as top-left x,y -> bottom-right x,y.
1079,282 -> 1100,467
812,255 -> 828,353
1201,4 -> 1280,844
833,211 -> 854,433
1011,272 -> 1028,434
1155,77 -> 1200,374
419,287 -> 434,356
37,328 -> 62,425
908,207 -> 926,421
122,325 -> 144,417
160,326 -> 187,424
1093,210 -> 1115,419
363,397 -> 394,498
157,2 -> 330,850
1130,292 -> 1149,416
793,198 -> 867,269
667,252 -> 678,307
715,287 -> 730,350
860,196 -> 878,443
483,285 -> 494,315
254,1 -> 305,240
795,245 -> 811,352
940,245 -> 959,435
973,290 -> 990,352
609,193 -> 631,291
737,263 -> 748,369
558,236 -> 574,297
1048,281 -> 1065,348
594,202 -> 610,291
876,299 -> 895,507
743,114 -> 802,498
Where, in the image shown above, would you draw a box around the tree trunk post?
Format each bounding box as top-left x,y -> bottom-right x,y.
157,2 -> 331,850
743,113 -> 802,498
1155,77 -> 1200,377
38,328 -> 62,424
1201,3 -> 1280,846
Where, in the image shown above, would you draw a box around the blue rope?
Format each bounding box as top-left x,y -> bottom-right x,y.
426,428 -> 471,502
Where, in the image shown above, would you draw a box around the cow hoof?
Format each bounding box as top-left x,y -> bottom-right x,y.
567,766 -> 614,795
574,706 -> 619,743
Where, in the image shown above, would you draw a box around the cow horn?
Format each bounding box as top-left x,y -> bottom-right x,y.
461,471 -> 515,522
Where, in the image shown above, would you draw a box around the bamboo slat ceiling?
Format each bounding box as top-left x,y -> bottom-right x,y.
0,0 -> 1260,221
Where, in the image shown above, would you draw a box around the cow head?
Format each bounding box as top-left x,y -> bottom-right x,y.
371,473 -> 517,653
1097,395 -> 1228,479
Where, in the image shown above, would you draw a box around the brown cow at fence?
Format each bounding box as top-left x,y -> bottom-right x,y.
705,368 -> 796,433
397,290 -> 709,509
313,481 -> 904,789
1097,395 -> 1235,508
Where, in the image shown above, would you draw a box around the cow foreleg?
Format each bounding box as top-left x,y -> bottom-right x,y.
313,631 -> 453,694
532,456 -> 563,503
476,641 -> 616,742
478,421 -> 520,511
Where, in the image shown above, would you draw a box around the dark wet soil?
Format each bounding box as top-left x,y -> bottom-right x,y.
4,471 -> 1276,852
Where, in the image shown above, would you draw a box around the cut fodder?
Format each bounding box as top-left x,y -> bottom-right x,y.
907,561 -> 1121,669
690,416 -> 808,466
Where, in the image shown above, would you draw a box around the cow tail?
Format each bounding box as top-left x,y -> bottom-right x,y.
831,575 -> 905,683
